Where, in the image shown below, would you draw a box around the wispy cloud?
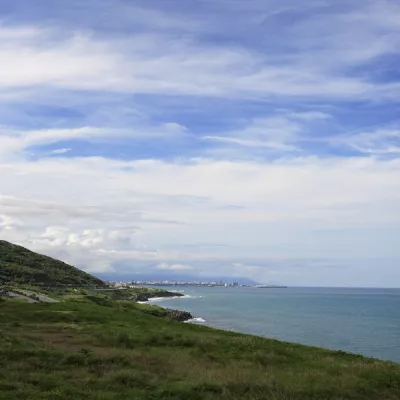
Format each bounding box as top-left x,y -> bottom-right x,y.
339,128 -> 400,155
204,112 -> 330,153
1,6 -> 400,101
48,148 -> 71,155
0,122 -> 187,158
157,263 -> 193,271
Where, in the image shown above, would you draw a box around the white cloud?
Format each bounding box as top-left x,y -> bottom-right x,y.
0,127 -> 105,156
0,29 -> 121,89
340,128 -> 400,154
1,155 -> 399,259
204,113 -> 325,151
157,262 -> 193,271
287,112 -> 332,121
0,214 -> 23,230
204,136 -> 296,150
0,26 -> 44,40
0,122 -> 187,158
48,148 -> 71,155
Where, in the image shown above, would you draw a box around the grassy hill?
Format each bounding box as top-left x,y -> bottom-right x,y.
0,240 -> 104,287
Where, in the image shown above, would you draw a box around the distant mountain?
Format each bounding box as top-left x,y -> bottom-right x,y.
0,240 -> 105,287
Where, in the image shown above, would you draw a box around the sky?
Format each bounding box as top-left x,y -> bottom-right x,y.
0,0 -> 399,287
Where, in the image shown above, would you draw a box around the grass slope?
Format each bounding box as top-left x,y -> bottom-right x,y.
0,240 -> 104,287
0,289 -> 399,400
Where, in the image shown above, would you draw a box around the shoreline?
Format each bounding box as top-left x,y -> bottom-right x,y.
131,289 -> 196,322
137,292 -> 200,322
145,290 -> 208,324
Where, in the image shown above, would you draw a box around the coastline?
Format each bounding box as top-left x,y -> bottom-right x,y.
133,289 -> 196,322
138,293 -> 205,325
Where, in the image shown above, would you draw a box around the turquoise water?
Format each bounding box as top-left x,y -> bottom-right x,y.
151,287 -> 400,362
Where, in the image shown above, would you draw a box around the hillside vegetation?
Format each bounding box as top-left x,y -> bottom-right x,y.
0,240 -> 104,287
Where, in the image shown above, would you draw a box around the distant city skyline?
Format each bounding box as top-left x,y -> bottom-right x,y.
108,279 -> 244,288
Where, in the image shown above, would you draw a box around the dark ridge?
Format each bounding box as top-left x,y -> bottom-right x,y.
0,240 -> 105,287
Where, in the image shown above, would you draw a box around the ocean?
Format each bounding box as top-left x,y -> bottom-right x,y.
149,286 -> 400,363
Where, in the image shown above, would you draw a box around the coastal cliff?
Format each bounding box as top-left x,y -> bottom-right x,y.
132,291 -> 193,321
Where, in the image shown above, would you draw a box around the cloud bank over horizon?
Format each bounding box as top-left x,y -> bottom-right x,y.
0,0 -> 399,287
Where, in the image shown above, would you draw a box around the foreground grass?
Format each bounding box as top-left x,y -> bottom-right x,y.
0,294 -> 399,399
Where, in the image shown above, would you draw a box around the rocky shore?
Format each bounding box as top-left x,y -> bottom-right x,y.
133,290 -> 184,302
131,290 -> 193,321
165,308 -> 193,322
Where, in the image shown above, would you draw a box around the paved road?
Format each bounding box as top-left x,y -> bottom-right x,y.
17,289 -> 59,303
1,289 -> 59,303
5,291 -> 38,303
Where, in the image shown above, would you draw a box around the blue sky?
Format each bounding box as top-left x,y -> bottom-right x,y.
0,0 -> 399,286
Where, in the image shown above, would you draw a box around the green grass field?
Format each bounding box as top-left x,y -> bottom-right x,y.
0,290 -> 399,400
